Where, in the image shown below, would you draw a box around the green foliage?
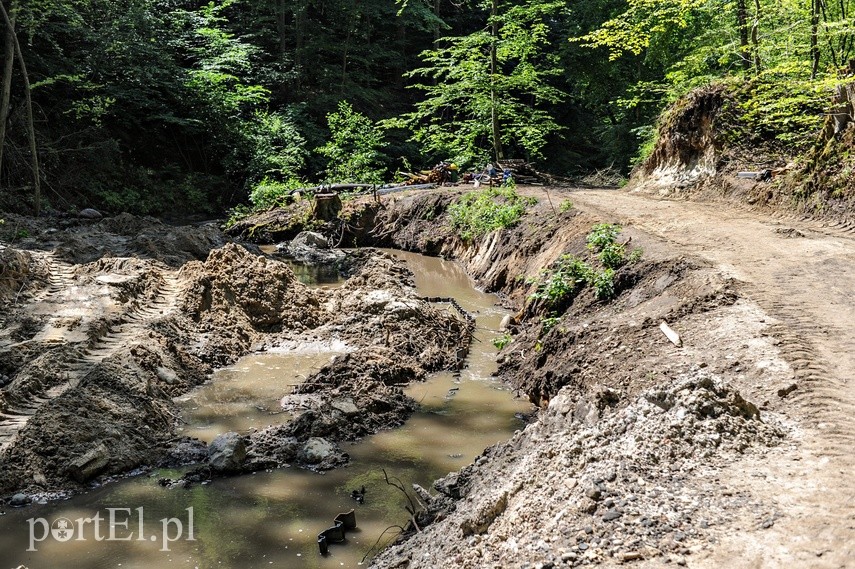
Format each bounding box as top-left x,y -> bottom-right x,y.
317,101 -> 388,184
530,254 -> 593,308
598,242 -> 627,270
590,268 -> 616,300
448,186 -> 537,240
249,178 -> 305,211
559,199 -> 573,212
529,223 -> 640,309
541,315 -> 561,334
586,223 -> 622,252
244,111 -> 308,184
576,0 -> 855,162
573,0 -> 704,61
736,66 -> 835,147
492,333 -> 513,349
390,0 -> 567,164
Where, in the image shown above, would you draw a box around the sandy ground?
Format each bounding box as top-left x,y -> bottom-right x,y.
557,187 -> 855,568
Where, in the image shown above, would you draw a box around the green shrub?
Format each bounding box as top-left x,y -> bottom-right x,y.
586,223 -> 622,251
492,333 -> 513,350
559,199 -> 573,213
529,223 -> 641,308
448,186 -> 537,240
541,315 -> 560,334
598,241 -> 627,270
591,268 -> 616,300
530,254 -> 592,308
249,178 -> 305,210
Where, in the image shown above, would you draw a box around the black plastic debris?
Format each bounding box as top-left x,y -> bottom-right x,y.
317,509 -> 357,555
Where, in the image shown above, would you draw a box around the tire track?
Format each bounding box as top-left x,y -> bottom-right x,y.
0,271 -> 181,452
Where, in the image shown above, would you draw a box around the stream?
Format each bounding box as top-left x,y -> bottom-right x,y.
0,250 -> 532,569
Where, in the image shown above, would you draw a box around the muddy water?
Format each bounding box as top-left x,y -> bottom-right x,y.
259,245 -> 345,288
175,350 -> 338,443
0,251 -> 531,569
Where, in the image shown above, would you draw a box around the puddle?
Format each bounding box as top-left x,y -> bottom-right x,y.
176,351 -> 338,443
259,244 -> 344,289
0,251 -> 532,568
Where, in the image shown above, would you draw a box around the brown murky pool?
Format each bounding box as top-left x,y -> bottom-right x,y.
0,251 -> 532,568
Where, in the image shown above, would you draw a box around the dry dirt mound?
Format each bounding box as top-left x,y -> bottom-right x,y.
372,373 -> 785,569
0,248 -> 35,304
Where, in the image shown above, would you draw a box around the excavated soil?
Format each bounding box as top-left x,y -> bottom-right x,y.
0,215 -> 469,498
3,180 -> 853,569
233,188 -> 826,568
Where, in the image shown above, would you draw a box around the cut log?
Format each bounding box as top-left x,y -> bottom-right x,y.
312,193 -> 342,221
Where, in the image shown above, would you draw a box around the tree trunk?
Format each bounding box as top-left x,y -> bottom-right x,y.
0,1 -> 15,179
433,0 -> 441,44
276,0 -> 287,59
490,0 -> 504,161
0,0 -> 39,215
811,0 -> 820,78
751,0 -> 762,73
736,0 -> 750,70
292,0 -> 307,91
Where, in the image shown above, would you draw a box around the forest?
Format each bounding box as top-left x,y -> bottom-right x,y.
1,0 -> 853,216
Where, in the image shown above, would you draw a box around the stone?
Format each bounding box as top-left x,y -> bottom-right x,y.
208,432 -> 247,473
78,208 -> 103,219
301,437 -> 335,464
500,314 -> 514,331
291,231 -> 330,249
9,493 -> 30,507
66,443 -> 110,482
156,366 -> 180,385
603,509 -> 623,522
586,486 -> 602,501
331,397 -> 360,416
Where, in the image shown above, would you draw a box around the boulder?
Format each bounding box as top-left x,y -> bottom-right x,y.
9,493 -> 30,507
291,231 -> 330,249
65,443 -> 110,483
77,208 -> 103,220
156,366 -> 180,385
208,432 -> 247,473
331,397 -> 360,416
301,437 -> 335,464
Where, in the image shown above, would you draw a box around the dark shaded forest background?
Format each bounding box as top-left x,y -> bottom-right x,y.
1,0 -> 852,216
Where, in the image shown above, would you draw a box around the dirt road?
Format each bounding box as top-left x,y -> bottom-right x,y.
550,187 -> 854,568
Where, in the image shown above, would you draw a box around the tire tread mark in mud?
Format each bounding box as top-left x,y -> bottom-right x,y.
754,294 -> 855,460
0,271 -> 181,451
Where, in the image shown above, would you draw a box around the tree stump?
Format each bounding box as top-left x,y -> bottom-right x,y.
312,193 -> 342,221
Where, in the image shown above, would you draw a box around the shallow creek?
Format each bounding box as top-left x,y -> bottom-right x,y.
0,250 -> 532,568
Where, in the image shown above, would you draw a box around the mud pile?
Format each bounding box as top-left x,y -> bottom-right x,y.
372,373 -> 784,569
3,212 -> 226,266
0,247 -> 35,304
0,217 -> 472,497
